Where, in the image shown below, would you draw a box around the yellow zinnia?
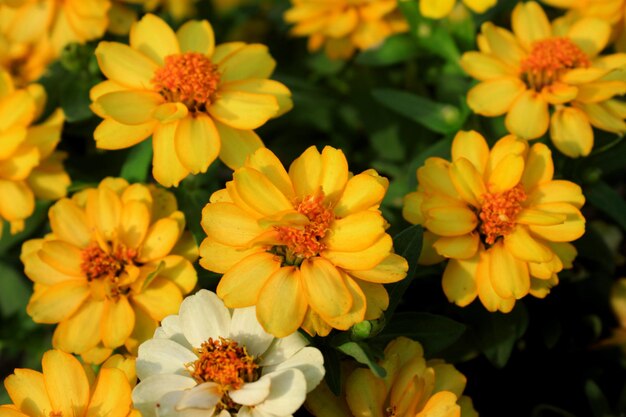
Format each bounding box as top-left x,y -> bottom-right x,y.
461,1 -> 626,158
21,177 -> 198,364
90,13 -> 292,187
284,0 -> 409,60
0,71 -> 69,237
403,131 -> 585,313
199,146 -> 408,337
1,349 -> 133,417
306,337 -> 477,417
420,0 -> 496,20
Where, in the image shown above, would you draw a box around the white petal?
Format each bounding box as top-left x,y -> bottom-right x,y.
237,406 -> 275,417
258,332 -> 308,367
180,289 -> 231,347
255,369 -> 307,416
229,306 -> 274,358
157,314 -> 192,349
132,374 -> 196,417
229,374 -> 271,406
261,347 -> 324,393
176,382 -> 222,410
136,338 -> 197,380
158,390 -> 216,417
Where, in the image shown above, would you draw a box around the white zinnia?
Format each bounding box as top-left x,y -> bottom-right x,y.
132,289 -> 325,417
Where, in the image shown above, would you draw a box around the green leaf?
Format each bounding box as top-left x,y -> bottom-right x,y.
386,224 -> 423,318
0,262 -> 30,317
372,89 -> 463,134
120,138 -> 153,183
376,312 -> 466,356
531,405 -> 579,417
0,201 -> 50,256
335,341 -> 386,378
584,380 -> 612,417
574,224 -> 615,274
584,181 -> 626,232
60,74 -> 99,122
321,346 -> 342,395
355,34 -> 419,66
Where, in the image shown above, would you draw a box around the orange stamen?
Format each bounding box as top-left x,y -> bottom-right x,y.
275,194 -> 335,260
152,52 -> 221,111
479,184 -> 526,245
189,337 -> 258,391
81,243 -> 137,297
520,38 -> 590,90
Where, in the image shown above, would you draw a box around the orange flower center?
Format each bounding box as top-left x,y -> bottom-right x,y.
189,337 -> 259,391
274,194 -> 335,264
479,185 -> 527,245
81,243 -> 137,298
152,52 -> 221,111
520,38 -> 590,90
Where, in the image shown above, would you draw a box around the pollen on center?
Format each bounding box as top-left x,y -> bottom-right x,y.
479,184 -> 527,245
152,52 -> 221,111
189,337 -> 259,390
275,194 -> 335,260
520,37 -> 590,90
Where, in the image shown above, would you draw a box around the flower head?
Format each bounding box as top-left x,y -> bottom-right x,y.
461,1 -> 626,157
284,0 -> 408,59
2,349 -> 133,417
132,289 -> 325,417
0,71 -> 69,237
306,337 -> 477,417
90,13 -> 292,187
403,131 -> 585,313
199,146 -> 408,337
420,0 -> 496,19
21,177 -> 198,363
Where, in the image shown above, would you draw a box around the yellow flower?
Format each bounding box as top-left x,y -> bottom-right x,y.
108,0 -> 198,36
284,0 -> 409,60
0,0 -> 110,58
90,13 -> 292,187
420,0 -> 496,20
1,349 -> 133,417
21,177 -> 198,363
0,71 -> 69,237
461,1 -> 626,158
306,337 -> 477,417
403,131 -> 585,313
199,146 -> 408,337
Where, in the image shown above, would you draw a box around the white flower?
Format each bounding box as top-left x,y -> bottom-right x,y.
132,289 -> 325,417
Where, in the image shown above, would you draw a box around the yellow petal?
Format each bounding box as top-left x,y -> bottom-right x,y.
39,240 -> 83,277
334,170 -> 388,217
449,158 -> 487,208
217,251 -> 280,307
468,78 -> 526,117
505,89 -> 549,139
288,146 -> 322,197
130,13 -> 179,66
27,280 -> 89,324
347,253 -> 408,284
177,20 -> 215,55
209,91 -> 279,130
86,368 -> 131,417
562,68 -> 609,84
199,237 -> 259,274
521,143 -> 554,191
86,185 -> 122,242
323,234 -> 392,271
0,179 -> 34,222
476,250 -> 516,313
200,202 -> 263,246
221,79 -> 293,117
211,41 -> 246,63
174,113 -> 220,174
246,147 -> 294,199
481,22 -> 525,66
442,256 -> 479,307
460,52 -> 516,81
358,279 -> 389,320
417,158 -> 458,198
433,233 -> 480,259
257,267 -> 307,337
345,369 -> 387,417
154,255 -> 197,294
489,240 -> 530,299
578,102 -> 626,133
130,277 -> 182,320
324,8 -> 358,37
516,208 -> 567,226
542,82 -> 578,105
124,304 -> 157,356
94,119 -> 156,150
42,350 -> 90,417
119,200 -> 150,250
529,275 -> 559,299
485,135 -> 528,178
0,90 -> 35,131
527,180 -> 585,208
451,130 -> 489,174
152,122 -> 190,187
415,391 -> 460,417
218,44 -> 276,83
325,211 -> 386,252
5,369 -> 51,417
402,191 -> 424,225
301,258 -> 352,318
0,126 -> 27,159
233,167 -> 293,216
550,107 -> 594,157
152,102 -> 188,124
101,298 -> 135,349
319,274 -> 367,330
320,146 -> 349,204
215,122 -> 264,170
96,91 -> 162,125
0,145 -> 39,181
576,81 -> 626,103
95,42 -> 158,89
487,154 -> 524,193
511,1 -> 551,50
137,216 -> 181,262
567,17 -> 610,57
53,300 -> 104,354
419,0 -> 455,19
424,206 -> 478,237
504,226 -> 554,263
528,203 -> 585,242
49,199 -> 91,248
